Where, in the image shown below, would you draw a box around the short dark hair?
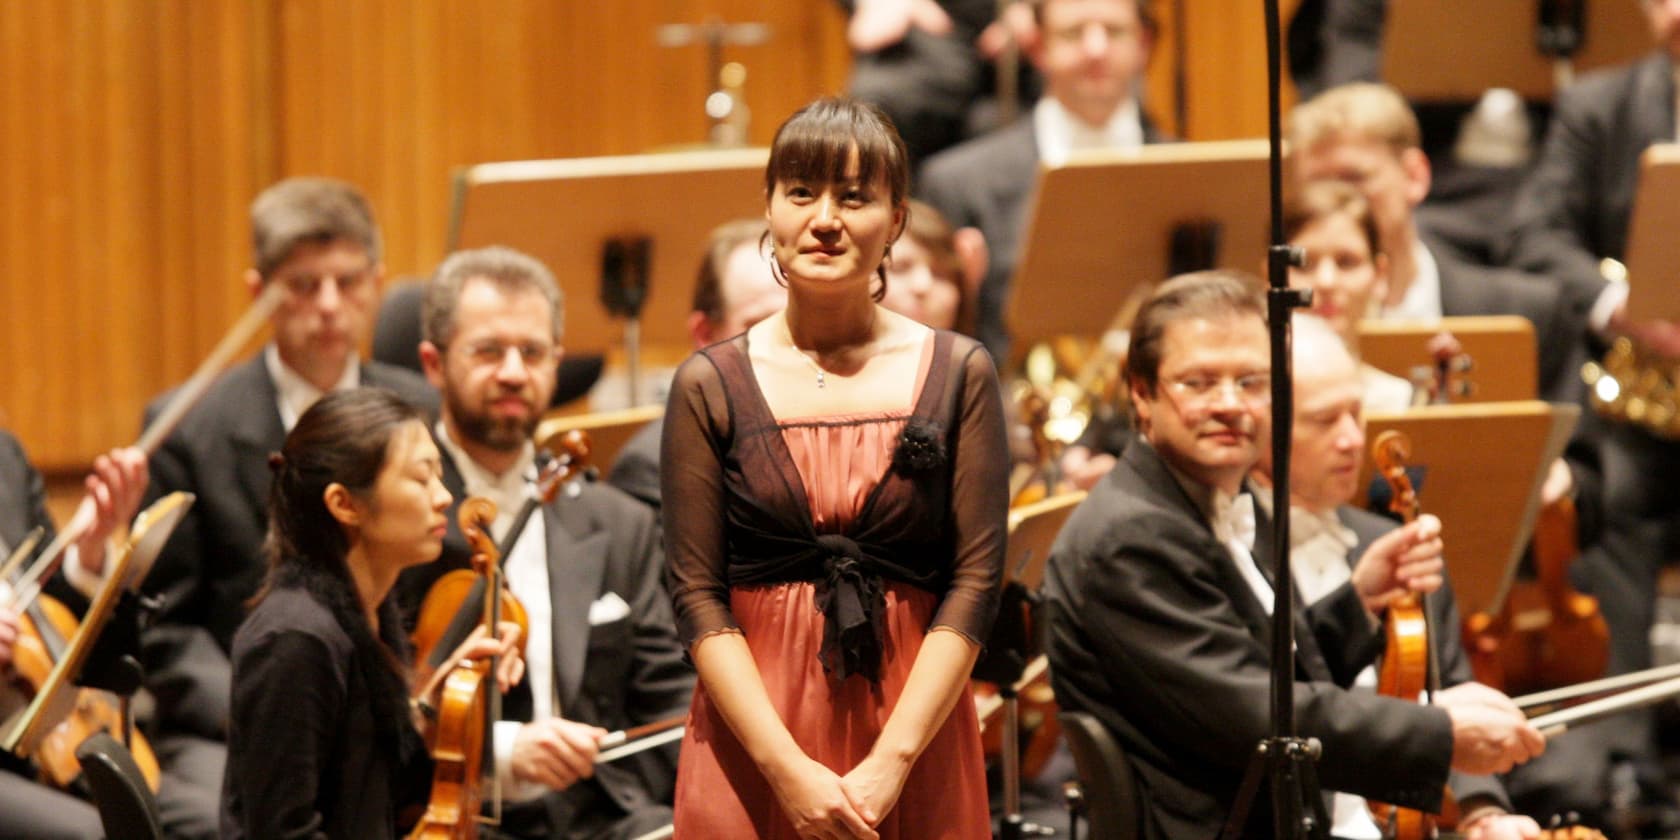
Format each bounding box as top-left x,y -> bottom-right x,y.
1284,179 -> 1382,256
691,218 -> 769,324
250,177 -> 381,278
1126,270 -> 1265,393
765,96 -> 910,299
423,245 -> 564,349
1030,0 -> 1158,35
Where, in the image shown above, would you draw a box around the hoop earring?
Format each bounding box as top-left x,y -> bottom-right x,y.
761,231 -> 788,287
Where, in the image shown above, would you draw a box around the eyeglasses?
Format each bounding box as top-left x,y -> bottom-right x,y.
455,340 -> 557,369
1161,372 -> 1271,406
273,267 -> 375,300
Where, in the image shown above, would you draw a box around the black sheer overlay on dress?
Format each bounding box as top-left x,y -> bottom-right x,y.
662,329 -> 1009,681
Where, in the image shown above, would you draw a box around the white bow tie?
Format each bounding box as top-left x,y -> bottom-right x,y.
1214,492 -> 1257,552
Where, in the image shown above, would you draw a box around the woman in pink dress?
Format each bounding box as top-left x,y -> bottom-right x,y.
662,97 -> 1008,839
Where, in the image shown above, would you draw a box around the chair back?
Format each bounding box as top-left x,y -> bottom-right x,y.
75,731 -> 165,840
1058,710 -> 1142,839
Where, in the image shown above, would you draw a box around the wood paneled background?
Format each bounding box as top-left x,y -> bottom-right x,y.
1,0 -> 1648,477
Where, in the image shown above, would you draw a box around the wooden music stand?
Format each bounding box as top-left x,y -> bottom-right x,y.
1004,491 -> 1086,590
1357,315 -> 1538,402
1007,140 -> 1273,365
448,149 -> 769,360
1382,1 -> 1649,101
1621,144 -> 1680,322
534,404 -> 664,473
1357,401 -> 1578,617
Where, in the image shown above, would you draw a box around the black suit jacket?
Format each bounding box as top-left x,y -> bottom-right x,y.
605,417 -> 663,511
138,353 -> 436,739
1432,241 -> 1586,403
917,113 -> 1166,357
1042,440 -> 1454,838
1504,51 -> 1675,316
394,448 -> 693,838
0,430 -> 53,565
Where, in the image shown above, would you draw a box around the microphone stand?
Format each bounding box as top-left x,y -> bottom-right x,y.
1218,1 -> 1321,837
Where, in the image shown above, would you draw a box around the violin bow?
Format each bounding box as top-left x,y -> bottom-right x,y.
4,282 -> 283,614
594,715 -> 686,765
0,527 -> 45,588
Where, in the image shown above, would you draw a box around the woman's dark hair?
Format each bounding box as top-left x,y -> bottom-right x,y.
254,387 -> 424,746
765,96 -> 910,301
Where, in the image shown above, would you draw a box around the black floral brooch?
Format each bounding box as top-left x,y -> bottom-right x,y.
892,417 -> 947,473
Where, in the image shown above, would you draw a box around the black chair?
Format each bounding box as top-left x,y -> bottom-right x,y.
75,731 -> 165,840
1057,710 -> 1142,839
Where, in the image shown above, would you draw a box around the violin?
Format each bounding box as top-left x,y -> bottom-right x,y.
1368,430 -> 1456,839
6,591 -> 162,792
2,492 -> 193,770
410,430 -> 590,688
1407,330 -> 1612,697
408,497 -> 502,840
1463,495 -> 1609,696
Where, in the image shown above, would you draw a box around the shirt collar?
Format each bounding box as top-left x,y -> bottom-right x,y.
1382,239 -> 1443,321
265,344 -> 359,432
1033,95 -> 1144,167
433,420 -> 536,541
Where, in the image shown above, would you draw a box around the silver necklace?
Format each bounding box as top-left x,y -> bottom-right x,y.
786,325 -> 830,388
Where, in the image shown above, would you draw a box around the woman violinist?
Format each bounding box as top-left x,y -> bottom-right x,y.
220,388 -> 519,839
664,97 -> 1009,839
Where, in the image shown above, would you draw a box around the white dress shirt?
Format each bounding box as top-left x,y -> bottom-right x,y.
265,344 -> 359,432
1382,240 -> 1444,321
1032,95 -> 1145,167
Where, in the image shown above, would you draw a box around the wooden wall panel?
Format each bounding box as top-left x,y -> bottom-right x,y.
2,1 -> 848,472
4,0 -> 1650,476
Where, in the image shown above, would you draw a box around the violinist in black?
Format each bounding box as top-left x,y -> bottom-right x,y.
221,389 -> 515,840
0,430 -> 219,839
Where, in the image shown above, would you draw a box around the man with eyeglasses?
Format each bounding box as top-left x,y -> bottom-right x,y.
1041,271 -> 1544,839
393,246 -> 692,840
138,176 -> 437,794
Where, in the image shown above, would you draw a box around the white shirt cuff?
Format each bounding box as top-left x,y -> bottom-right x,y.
492,720 -> 551,802
1588,280 -> 1629,337
61,543 -> 111,600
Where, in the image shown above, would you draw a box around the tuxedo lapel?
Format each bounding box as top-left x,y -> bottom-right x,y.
226,359 -> 287,531
0,441 -> 32,550
543,504 -> 608,712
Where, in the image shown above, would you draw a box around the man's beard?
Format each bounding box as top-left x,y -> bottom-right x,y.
447,388 -> 538,452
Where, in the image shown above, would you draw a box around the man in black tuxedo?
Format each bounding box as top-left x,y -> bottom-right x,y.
917,0 -> 1165,358
394,246 -> 693,840
1042,272 -> 1544,838
137,177 -> 437,792
1289,82 -> 1584,405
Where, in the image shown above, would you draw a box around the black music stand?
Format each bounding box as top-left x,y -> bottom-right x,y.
975,493 -> 1083,840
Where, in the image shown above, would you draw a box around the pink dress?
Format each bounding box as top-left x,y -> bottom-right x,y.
670,353 -> 993,838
